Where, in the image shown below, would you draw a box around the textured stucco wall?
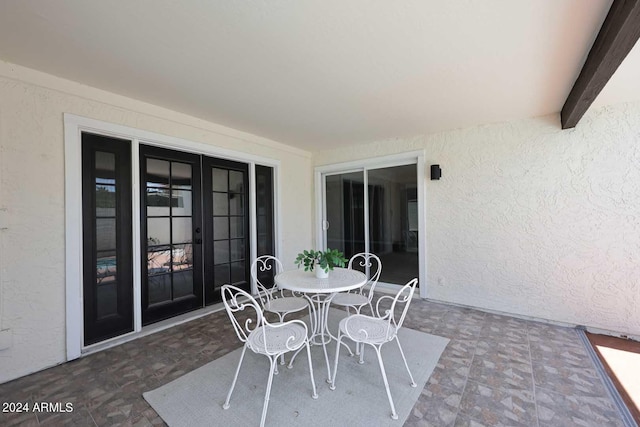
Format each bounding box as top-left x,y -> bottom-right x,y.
0,61 -> 313,383
315,104 -> 640,338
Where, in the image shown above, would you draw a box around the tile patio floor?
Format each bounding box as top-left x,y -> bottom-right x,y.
0,296 -> 628,426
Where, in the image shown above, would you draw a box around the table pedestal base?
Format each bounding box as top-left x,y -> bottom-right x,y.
288,293 -> 354,382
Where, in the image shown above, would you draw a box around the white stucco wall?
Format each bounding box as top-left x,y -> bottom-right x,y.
0,61 -> 313,383
315,104 -> 640,338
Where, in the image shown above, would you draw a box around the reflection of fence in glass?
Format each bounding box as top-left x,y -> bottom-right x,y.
146,189 -> 185,208
147,238 -> 193,275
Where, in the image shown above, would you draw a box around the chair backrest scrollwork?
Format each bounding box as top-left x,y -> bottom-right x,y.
375,278 -> 418,340
222,284 -> 264,344
348,252 -> 382,300
250,255 -> 284,309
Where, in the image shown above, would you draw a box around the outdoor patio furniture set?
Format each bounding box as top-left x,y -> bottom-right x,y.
221,253 -> 419,426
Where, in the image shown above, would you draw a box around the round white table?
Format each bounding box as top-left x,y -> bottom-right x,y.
275,267 -> 367,381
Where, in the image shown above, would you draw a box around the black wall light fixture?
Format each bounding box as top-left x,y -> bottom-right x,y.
430,164 -> 442,180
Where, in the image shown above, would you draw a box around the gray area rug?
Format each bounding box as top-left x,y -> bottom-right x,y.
144,309 -> 449,426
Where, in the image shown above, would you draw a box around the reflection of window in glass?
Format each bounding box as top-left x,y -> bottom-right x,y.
408,200 -> 418,231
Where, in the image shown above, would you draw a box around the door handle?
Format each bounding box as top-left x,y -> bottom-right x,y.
195,238 -> 202,244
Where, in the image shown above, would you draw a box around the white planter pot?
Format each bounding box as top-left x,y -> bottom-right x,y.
315,267 -> 329,279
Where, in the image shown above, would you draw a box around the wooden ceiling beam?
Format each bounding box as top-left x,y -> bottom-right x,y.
561,0 -> 640,129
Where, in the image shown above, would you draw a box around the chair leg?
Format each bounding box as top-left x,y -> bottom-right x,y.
353,306 -> 362,360
223,344 -> 247,409
307,304 -> 314,334
287,346 -> 302,369
355,307 -> 365,363
340,340 -> 355,357
307,300 -> 316,334
330,304 -> 354,357
278,313 -> 286,367
321,326 -> 332,383
304,341 -> 319,399
259,357 -> 278,427
374,346 -> 399,420
329,333 -> 343,390
395,337 -> 416,387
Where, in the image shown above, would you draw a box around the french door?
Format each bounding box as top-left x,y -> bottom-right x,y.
202,157 -> 250,305
73,117 -> 278,355
140,146 -> 203,324
140,146 -> 250,325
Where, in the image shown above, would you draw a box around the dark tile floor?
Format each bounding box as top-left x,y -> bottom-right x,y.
0,297 -> 627,426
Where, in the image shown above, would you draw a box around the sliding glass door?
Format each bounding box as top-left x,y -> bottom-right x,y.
367,165 -> 419,285
322,163 -> 419,285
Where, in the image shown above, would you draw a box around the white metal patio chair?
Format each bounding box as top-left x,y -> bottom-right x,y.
329,252 -> 382,358
252,255 -> 312,367
329,278 -> 419,420
221,284 -> 318,427
252,255 -> 311,323
330,252 -> 382,316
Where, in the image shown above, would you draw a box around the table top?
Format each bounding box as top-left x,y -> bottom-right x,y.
275,268 -> 367,294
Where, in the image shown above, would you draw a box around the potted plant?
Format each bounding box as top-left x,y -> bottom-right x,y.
295,248 -> 348,278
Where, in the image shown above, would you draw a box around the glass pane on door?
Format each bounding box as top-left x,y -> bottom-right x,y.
367,165 -> 418,284
325,172 -> 365,259
211,167 -> 245,283
145,159 -> 196,305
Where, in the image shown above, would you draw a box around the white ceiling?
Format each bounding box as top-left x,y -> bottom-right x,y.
1,0 -> 637,151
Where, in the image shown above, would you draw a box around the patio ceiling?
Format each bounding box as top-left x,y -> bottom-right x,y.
1,1 -> 639,150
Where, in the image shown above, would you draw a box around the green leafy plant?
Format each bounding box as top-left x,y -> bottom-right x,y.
295,248 -> 348,273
